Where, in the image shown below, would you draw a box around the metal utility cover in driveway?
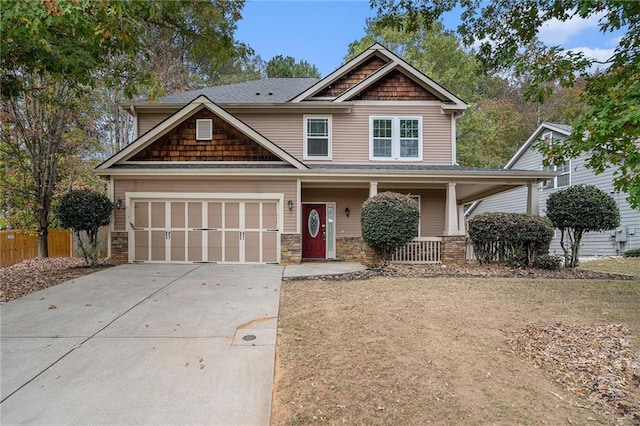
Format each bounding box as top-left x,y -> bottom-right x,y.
0,263 -> 283,426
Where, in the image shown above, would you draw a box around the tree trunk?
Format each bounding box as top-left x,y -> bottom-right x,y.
559,229 -> 570,267
37,227 -> 49,257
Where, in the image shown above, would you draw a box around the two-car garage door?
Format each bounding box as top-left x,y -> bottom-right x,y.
130,198 -> 280,264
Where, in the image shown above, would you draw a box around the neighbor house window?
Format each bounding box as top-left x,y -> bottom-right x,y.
540,131 -> 571,189
370,116 -> 422,161
196,119 -> 213,141
304,115 -> 331,159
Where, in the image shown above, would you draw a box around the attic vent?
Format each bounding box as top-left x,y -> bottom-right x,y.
196,119 -> 213,140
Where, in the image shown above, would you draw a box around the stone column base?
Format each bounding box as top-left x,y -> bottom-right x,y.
281,233 -> 302,265
110,231 -> 129,264
441,235 -> 467,265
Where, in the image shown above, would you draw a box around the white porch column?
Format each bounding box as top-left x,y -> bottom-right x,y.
369,181 -> 378,198
457,204 -> 466,234
526,182 -> 539,215
443,183 -> 460,236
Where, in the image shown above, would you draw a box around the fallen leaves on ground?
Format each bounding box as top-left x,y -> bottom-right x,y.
0,257 -> 111,303
285,262 -> 636,282
505,323 -> 640,423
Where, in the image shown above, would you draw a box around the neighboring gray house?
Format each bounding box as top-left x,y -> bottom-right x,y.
467,122 -> 640,256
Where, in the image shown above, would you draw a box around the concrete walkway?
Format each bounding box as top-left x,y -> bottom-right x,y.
282,261 -> 367,279
1,264 -> 283,425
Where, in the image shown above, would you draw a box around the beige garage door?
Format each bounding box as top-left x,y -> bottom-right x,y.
131,200 -> 279,264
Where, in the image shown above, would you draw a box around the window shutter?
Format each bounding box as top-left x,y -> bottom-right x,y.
196,119 -> 213,140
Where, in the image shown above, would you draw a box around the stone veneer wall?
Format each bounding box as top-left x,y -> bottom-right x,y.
281,233 -> 302,265
441,235 -> 467,265
336,236 -> 365,262
110,231 -> 129,264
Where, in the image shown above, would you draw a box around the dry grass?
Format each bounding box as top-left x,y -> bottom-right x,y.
272,275 -> 640,425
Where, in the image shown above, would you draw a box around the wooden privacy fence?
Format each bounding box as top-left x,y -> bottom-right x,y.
390,237 -> 442,264
0,229 -> 72,268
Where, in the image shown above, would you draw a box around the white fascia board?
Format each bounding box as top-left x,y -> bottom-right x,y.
97,95 -> 308,171
504,122 -> 573,169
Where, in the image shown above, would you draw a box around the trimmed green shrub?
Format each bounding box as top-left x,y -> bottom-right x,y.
533,254 -> 562,270
56,189 -> 113,265
624,248 -> 640,258
546,185 -> 620,268
361,192 -> 419,260
468,212 -> 554,267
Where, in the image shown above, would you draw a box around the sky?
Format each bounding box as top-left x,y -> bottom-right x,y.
235,0 -> 620,77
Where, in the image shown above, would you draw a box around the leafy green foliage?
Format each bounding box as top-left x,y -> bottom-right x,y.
533,254 -> 562,271
371,0 -> 640,208
1,0 -> 246,99
468,212 -> 554,267
265,55 -> 321,78
361,192 -> 419,260
546,185 -> 620,267
624,248 -> 640,258
56,190 -> 113,265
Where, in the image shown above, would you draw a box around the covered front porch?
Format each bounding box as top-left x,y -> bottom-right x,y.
286,167 -> 550,265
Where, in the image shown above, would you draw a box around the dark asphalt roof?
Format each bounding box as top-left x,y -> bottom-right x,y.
157,78 -> 320,104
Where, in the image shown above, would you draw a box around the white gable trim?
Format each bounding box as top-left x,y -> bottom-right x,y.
289,43 -> 466,110
505,122 -> 572,169
96,95 -> 307,170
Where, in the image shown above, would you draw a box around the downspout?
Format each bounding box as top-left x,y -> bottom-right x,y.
451,111 -> 465,166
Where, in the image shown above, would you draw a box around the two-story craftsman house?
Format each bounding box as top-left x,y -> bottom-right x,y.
95,43 -> 553,265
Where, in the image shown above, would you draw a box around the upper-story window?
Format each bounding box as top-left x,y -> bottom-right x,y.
196,119 -> 213,141
370,116 -> 422,161
304,115 -> 332,159
540,131 -> 571,189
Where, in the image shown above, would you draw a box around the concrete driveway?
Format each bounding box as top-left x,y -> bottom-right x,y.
0,263 -> 283,425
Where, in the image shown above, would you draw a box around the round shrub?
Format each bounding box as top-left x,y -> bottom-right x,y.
533,254 -> 562,270
361,192 -> 419,260
468,212 -> 554,267
624,248 -> 640,258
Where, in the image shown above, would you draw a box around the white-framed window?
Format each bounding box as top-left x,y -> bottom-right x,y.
369,116 -> 423,161
540,131 -> 571,189
196,119 -> 213,141
304,115 -> 332,159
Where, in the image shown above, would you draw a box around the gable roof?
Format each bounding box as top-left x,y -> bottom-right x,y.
505,122 -> 572,169
96,95 -> 308,172
464,122 -> 570,216
289,43 -> 467,110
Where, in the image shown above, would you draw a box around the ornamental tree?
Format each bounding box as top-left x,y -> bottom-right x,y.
56,190 -> 113,266
546,185 -> 620,268
361,192 -> 419,261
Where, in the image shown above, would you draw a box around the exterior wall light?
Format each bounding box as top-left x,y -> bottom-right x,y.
116,199 -> 123,210
345,207 -> 350,217
288,200 -> 293,210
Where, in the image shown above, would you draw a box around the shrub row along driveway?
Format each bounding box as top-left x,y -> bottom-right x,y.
0,264 -> 283,425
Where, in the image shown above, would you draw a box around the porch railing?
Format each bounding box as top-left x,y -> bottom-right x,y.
390,237 -> 441,264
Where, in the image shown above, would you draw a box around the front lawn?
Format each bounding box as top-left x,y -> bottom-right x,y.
272,268 -> 640,425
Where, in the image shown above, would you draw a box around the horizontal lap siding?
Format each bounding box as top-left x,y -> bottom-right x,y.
138,113 -> 172,137
301,188 -> 446,238
236,113 -> 303,159
302,188 -> 368,237
113,179 -> 297,233
238,104 -> 452,165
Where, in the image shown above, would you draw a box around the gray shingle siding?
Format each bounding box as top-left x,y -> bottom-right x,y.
470,126 -> 640,256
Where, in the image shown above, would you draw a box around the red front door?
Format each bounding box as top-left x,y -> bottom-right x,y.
302,204 -> 326,259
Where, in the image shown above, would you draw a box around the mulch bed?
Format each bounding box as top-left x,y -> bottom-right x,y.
285,262 -> 637,281
0,257 -> 112,303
